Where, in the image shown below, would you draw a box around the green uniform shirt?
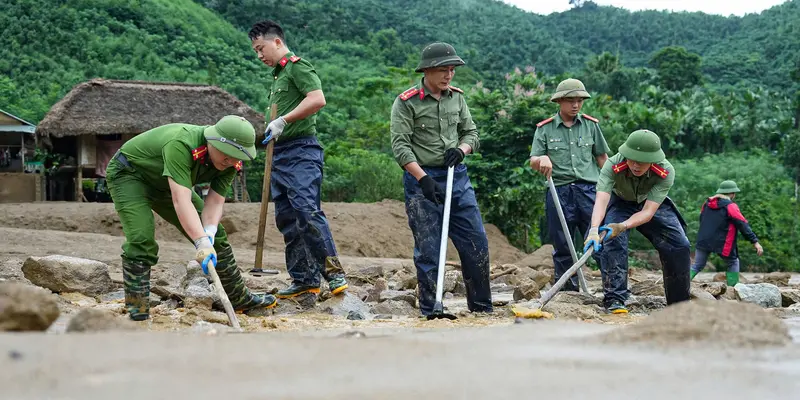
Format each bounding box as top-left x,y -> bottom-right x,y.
119,123 -> 237,196
596,153 -> 675,204
269,51 -> 322,142
390,79 -> 479,167
530,113 -> 610,186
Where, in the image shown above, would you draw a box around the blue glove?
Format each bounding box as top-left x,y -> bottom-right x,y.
583,227 -> 603,253
262,116 -> 287,144
201,253 -> 217,275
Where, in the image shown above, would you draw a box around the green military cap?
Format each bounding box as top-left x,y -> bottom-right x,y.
716,180 -> 741,194
550,78 -> 591,102
415,42 -> 465,73
618,129 -> 665,163
204,115 -> 257,161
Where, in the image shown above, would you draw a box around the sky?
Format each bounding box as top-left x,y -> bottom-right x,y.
500,0 -> 789,17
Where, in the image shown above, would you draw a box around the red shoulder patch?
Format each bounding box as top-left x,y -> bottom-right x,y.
582,113 -> 599,123
612,160 -> 628,174
234,160 -> 243,171
192,145 -> 208,161
278,57 -> 289,67
449,85 -> 463,93
649,163 -> 669,179
399,87 -> 420,101
536,117 -> 554,128
289,55 -> 301,62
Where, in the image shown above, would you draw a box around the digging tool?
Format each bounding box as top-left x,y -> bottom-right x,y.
250,104 -> 280,276
202,255 -> 242,331
546,176 -> 589,294
517,230 -> 608,315
428,166 -> 458,321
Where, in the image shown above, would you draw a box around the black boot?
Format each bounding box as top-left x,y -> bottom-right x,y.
661,248 -> 691,305
123,259 -> 151,321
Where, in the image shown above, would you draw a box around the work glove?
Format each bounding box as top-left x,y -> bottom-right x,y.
262,116 -> 287,144
203,225 -> 217,245
418,175 -> 446,206
583,227 -> 602,253
600,222 -> 628,240
443,148 -> 465,168
194,236 -> 217,274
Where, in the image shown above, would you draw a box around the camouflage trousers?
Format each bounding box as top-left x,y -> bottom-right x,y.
107,155 -> 263,320
271,137 -> 345,287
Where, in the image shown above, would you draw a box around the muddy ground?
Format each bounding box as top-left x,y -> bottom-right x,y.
2,202 -> 800,398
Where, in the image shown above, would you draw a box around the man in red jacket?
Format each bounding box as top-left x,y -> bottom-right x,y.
689,180 -> 763,286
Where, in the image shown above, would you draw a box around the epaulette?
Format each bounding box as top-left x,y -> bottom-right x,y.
582,114 -> 599,123
612,160 -> 628,174
192,145 -> 208,161
536,117 -> 554,128
649,163 -> 670,179
449,85 -> 463,93
278,55 -> 301,67
234,161 -> 243,171
399,86 -> 420,101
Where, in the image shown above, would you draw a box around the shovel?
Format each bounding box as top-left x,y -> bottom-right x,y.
250,103 -> 280,277
428,166 -> 458,321
546,176 -> 589,294
202,254 -> 242,331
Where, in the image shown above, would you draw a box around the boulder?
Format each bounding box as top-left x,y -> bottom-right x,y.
780,288 -> 800,307
631,280 -> 666,296
22,255 -> 114,296
512,281 -> 540,301
379,290 -> 417,307
371,300 -> 417,317
734,283 -> 781,308
318,292 -> 371,320
65,309 -> 141,332
690,286 -> 717,301
0,282 -> 60,331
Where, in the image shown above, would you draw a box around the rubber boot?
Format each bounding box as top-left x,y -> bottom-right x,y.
215,245 -> 277,310
689,269 -> 698,280
726,271 -> 739,287
123,259 -> 151,321
661,249 -> 691,305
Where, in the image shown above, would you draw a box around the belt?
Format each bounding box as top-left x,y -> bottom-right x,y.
113,150 -> 131,168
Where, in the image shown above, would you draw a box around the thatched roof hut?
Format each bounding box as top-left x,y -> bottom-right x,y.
36,78 -> 266,139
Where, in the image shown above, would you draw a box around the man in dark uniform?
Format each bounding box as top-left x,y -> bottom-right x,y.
529,78 -> 610,292
106,115 -> 277,321
390,42 -> 493,316
584,129 -> 691,313
249,20 -> 348,299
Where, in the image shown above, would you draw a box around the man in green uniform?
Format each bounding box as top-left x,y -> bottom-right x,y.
390,42 -> 493,316
529,78 -> 610,292
106,115 -> 277,321
584,129 -> 691,313
248,20 -> 348,299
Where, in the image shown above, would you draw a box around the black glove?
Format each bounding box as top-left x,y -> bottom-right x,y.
444,148 -> 465,167
418,175 -> 446,205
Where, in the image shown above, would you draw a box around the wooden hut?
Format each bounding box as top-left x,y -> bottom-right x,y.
35,78 -> 265,201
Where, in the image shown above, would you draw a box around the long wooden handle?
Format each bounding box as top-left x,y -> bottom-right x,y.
254,104 -> 278,270
207,259 -> 242,330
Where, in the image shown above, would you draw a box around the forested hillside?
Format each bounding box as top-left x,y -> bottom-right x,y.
1,0 -> 799,271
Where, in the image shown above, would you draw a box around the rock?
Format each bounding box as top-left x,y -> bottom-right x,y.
714,272 -> 748,284
735,283 -> 781,308
492,267 -> 551,289
347,311 -> 364,320
346,265 -> 385,285
65,309 -> 141,332
550,291 -> 603,306
347,285 -> 370,302
243,276 -> 287,293
0,282 -> 60,331
318,292 -> 371,318
626,295 -> 667,313
512,281 -> 540,301
366,278 -> 388,302
762,272 -> 791,287
721,286 -> 738,301
631,280 -> 666,296
22,255 -> 114,296
190,320 -> 235,335
0,258 -> 30,284
181,261 -> 215,310
219,215 -> 239,234
780,288 -> 800,307
700,282 -> 727,298
373,314 -> 393,320
151,286 -> 184,303
690,286 -> 716,301
541,301 -> 602,320
515,245 -> 554,269
379,290 -> 417,307
444,270 -> 460,293
371,300 -> 417,317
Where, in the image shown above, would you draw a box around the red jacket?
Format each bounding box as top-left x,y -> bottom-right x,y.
695,195 -> 758,258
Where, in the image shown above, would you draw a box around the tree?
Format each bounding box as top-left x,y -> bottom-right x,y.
649,46 -> 703,91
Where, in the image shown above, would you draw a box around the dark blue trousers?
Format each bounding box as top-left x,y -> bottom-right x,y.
545,181 -> 601,292
595,194 -> 691,307
403,164 -> 493,315
271,137 -> 344,287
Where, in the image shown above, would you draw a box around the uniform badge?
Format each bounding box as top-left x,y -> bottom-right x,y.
536,117 -> 554,128
612,160 -> 629,174
399,87 -> 420,101
649,163 -> 670,178
192,145 -> 208,161
582,114 -> 599,123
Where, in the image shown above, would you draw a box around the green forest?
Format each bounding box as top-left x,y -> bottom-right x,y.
2,0 -> 799,272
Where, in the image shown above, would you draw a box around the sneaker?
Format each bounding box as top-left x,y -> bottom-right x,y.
328,276 -> 348,295
607,301 -> 628,314
276,283 -> 321,299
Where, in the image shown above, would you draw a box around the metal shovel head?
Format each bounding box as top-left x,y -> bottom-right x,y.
249,268 -> 280,276
427,302 -> 457,320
